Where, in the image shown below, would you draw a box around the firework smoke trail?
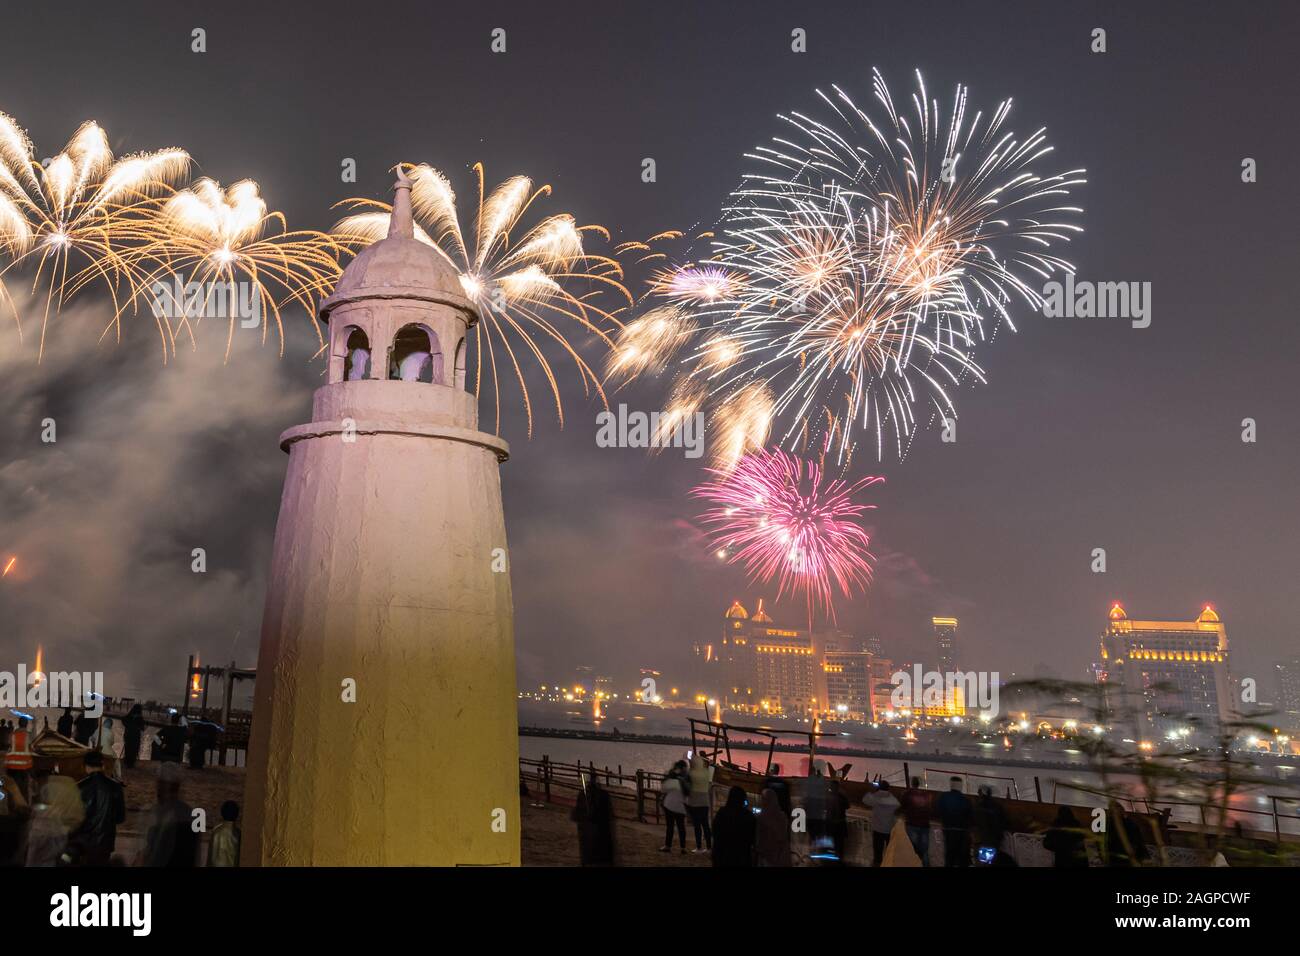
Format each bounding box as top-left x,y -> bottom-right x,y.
655,69 -> 1084,466
692,448 -> 883,620
0,112 -> 191,360
332,163 -> 631,436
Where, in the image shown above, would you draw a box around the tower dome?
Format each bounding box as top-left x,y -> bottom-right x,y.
318,168 -> 477,393
319,171 -> 473,323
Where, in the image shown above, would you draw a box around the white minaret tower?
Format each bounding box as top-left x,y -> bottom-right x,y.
242,170 -> 520,865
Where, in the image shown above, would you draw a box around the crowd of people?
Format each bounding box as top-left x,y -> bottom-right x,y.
0,708 -> 242,867
570,755 -> 1115,868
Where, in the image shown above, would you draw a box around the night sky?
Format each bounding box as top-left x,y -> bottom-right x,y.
1,0 -> 1297,701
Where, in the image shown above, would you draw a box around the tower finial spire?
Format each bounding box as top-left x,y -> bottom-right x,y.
388,165 -> 414,239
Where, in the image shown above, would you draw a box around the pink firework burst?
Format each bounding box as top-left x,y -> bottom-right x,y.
692,449 -> 883,618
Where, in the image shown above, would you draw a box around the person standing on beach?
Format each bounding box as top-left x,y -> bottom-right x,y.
71,751 -> 125,866
755,787 -> 790,866
937,776 -> 973,867
711,786 -> 756,867
206,801 -> 242,867
571,776 -> 615,866
153,713 -> 188,764
658,760 -> 689,855
802,759 -> 832,857
864,780 -> 900,867
4,717 -> 33,803
72,711 -> 96,746
122,705 -> 144,770
1042,805 -> 1087,867
762,763 -> 791,817
188,721 -> 216,769
899,776 -> 932,866
24,776 -> 84,866
686,754 -> 713,853
140,762 -> 196,866
972,785 -> 1009,861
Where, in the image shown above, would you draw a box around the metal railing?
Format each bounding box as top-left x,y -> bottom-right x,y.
1051,780 -> 1140,811
1136,794 -> 1300,841
928,767 -> 1020,800
1050,780 -> 1300,841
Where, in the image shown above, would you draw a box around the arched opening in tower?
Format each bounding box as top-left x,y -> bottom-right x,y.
390,324 -> 443,384
343,327 -> 372,381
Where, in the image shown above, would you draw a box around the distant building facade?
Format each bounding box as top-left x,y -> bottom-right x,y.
1097,603 -> 1232,742
933,617 -> 958,671
1275,657 -> 1300,730
700,600 -> 817,715
822,630 -> 874,720
696,601 -> 898,720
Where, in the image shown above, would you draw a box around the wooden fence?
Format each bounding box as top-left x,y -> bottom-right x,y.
520,755 -> 679,823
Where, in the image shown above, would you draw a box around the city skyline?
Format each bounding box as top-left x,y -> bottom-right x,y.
546,596 -> 1289,727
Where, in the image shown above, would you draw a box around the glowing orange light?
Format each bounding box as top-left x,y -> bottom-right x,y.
1,557 -> 15,577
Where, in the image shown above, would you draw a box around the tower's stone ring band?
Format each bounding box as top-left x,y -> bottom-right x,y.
278,420 -> 511,462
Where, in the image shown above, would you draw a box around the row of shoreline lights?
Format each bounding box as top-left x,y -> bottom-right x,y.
529,686 -> 1118,736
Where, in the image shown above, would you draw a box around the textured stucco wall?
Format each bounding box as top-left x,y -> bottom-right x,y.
242,381 -> 520,866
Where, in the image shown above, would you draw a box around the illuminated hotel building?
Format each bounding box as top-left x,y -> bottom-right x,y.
1097,603 -> 1232,742
698,602 -> 898,720
934,617 -> 958,671
705,600 -> 820,716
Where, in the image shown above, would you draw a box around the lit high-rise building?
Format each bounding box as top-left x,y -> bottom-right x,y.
821,632 -> 872,720
702,602 -> 911,719
933,617 -> 958,671
709,600 -> 819,716
1097,603 -> 1232,743
1275,657 -> 1300,729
